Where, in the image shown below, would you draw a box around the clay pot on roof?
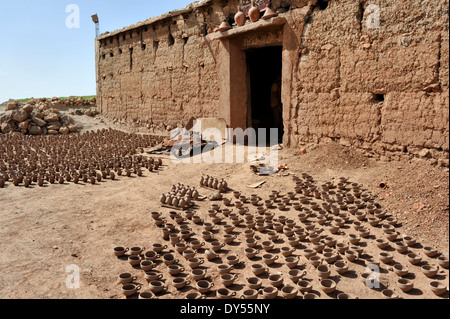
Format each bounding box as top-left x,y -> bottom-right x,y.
235,6 -> 246,27
249,1 -> 260,22
262,3 -> 278,20
218,21 -> 232,32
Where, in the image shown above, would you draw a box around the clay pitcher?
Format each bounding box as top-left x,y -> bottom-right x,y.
249,0 -> 260,23
235,6 -> 246,27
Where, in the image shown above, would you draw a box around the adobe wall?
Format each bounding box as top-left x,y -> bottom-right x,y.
96,0 -> 449,166
96,0 -> 223,130
96,0 -> 310,130
287,0 -> 449,166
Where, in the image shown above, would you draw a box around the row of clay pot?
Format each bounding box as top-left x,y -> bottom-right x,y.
160,184 -> 199,209
289,175 -> 449,298
295,174 -> 448,297
200,175 -> 228,192
218,1 -> 279,32
0,128 -> 163,188
198,173 -> 447,298
114,172 -> 447,299
146,196 -> 339,298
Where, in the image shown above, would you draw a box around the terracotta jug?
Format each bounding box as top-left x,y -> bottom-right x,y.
249,0 -> 260,23
235,6 -> 246,27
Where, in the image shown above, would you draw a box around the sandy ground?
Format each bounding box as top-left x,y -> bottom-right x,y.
0,112 -> 448,300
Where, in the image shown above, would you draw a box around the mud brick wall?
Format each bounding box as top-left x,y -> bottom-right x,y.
96,0 -> 449,166
96,2 -> 223,129
288,0 -> 449,166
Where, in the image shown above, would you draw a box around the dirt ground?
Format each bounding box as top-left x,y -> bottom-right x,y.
0,111 -> 448,300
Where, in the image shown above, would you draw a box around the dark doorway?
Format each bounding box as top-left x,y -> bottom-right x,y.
246,46 -> 283,143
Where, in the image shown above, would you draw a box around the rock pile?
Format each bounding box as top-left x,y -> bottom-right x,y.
0,100 -> 88,135
6,96 -> 96,111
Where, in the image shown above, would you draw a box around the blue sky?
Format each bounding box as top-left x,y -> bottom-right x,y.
0,0 -> 193,103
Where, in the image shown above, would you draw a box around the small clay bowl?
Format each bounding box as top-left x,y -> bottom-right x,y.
289,269 -> 306,283
285,256 -> 300,269
138,291 -> 156,300
393,264 -> 409,277
430,281 -> 448,296
251,264 -> 269,276
437,256 -> 449,269
350,246 -> 364,256
368,217 -> 380,227
385,217 -> 398,226
168,264 -> 185,276
397,278 -> 414,292
281,285 -> 298,300
348,234 -> 361,245
303,248 -> 317,260
240,289 -> 259,300
310,255 -> 323,267
128,255 -> 141,267
345,250 -> 359,262
381,289 -> 399,299
379,252 -> 394,264
172,278 -> 190,290
403,236 -> 417,247
309,233 -> 321,243
130,246 -> 145,256
297,280 -> 313,294
385,231 -> 398,242
287,236 -> 300,247
225,254 -> 240,266
268,274 -> 284,288
118,273 -> 137,285
122,283 -> 141,297
260,286 -> 278,300
191,269 -> 207,281
421,264 -> 439,278
312,241 -> 325,253
317,265 -> 331,279
423,247 -> 438,257
407,253 -> 422,265
358,228 -> 371,238
217,264 -> 234,275
322,252 -> 338,264
140,260 -> 154,272
355,211 -> 367,221
245,248 -> 259,259
220,274 -> 238,288
381,224 -> 395,233
246,277 -> 262,290
395,241 -> 408,254
333,261 -> 349,275
336,242 -> 349,254
376,238 -> 389,250
114,247 -> 129,257
262,241 -> 275,252
320,279 -> 336,294
262,253 -> 279,266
